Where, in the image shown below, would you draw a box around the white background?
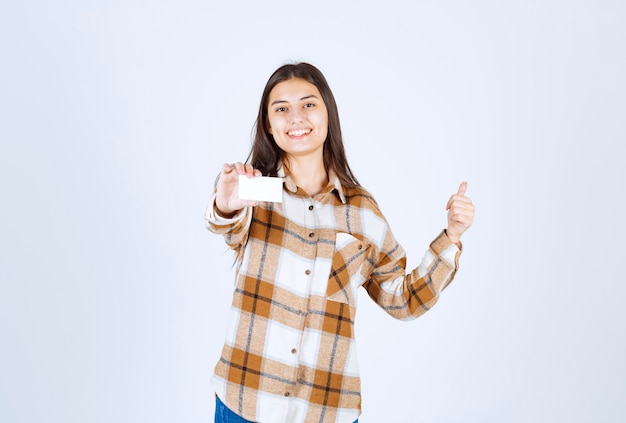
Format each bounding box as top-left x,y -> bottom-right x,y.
1,1 -> 625,422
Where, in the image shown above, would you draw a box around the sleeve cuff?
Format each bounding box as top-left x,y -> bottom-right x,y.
431,229 -> 462,269
204,193 -> 249,226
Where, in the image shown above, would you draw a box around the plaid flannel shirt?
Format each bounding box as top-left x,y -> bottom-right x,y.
206,170 -> 462,423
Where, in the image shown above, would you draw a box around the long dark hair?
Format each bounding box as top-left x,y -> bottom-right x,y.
247,62 -> 360,188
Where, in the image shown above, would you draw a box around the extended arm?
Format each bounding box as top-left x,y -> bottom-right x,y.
364,182 -> 474,320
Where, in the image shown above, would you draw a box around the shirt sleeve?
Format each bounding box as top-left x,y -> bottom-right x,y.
204,192 -> 253,251
363,228 -> 462,321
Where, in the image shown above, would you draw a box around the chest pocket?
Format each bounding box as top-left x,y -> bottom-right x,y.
326,232 -> 369,306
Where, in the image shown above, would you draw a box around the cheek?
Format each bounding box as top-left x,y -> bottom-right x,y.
268,115 -> 287,132
319,127 -> 329,140
317,116 -> 329,137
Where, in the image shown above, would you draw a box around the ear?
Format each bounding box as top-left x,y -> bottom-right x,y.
268,126 -> 273,134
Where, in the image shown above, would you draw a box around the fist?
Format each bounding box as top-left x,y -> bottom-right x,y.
445,181 -> 475,245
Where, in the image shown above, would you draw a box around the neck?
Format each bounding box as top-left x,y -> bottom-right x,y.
284,155 -> 328,197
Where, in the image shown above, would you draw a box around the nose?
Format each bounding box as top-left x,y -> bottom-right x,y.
290,109 -> 303,123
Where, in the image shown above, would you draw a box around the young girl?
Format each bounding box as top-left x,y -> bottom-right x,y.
206,62 -> 474,423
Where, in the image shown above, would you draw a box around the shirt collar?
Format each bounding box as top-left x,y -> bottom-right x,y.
278,163 -> 346,204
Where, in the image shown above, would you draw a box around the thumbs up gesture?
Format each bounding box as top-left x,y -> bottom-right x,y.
445,182 -> 475,245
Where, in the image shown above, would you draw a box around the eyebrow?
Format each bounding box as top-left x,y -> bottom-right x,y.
270,94 -> 319,106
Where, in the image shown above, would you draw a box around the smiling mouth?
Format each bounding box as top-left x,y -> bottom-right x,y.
288,129 -> 311,137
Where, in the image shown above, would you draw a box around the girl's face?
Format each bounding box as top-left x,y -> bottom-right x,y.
267,78 -> 328,162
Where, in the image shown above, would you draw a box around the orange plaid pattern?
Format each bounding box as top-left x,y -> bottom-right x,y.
206,171 -> 462,423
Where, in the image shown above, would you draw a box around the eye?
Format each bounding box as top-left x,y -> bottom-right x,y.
275,106 -> 287,112
303,102 -> 315,108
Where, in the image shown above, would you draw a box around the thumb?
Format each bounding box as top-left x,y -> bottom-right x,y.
457,181 -> 468,196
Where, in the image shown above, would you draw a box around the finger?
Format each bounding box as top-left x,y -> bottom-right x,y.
457,181 -> 468,196
450,212 -> 473,224
448,214 -> 470,229
448,201 -> 475,213
241,199 -> 258,208
448,208 -> 474,219
216,163 -> 237,189
448,193 -> 473,209
244,163 -> 255,176
449,203 -> 475,217
449,211 -> 474,228
450,196 -> 473,206
446,182 -> 468,210
448,213 -> 465,224
254,168 -> 262,177
233,162 -> 245,174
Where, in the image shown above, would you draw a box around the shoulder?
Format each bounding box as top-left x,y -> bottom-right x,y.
341,184 -> 390,224
342,185 -> 381,211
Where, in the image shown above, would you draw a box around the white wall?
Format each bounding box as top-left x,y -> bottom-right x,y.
1,1 -> 624,422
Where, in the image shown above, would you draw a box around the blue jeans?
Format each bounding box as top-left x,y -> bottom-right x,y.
214,395 -> 358,423
215,395 -> 255,422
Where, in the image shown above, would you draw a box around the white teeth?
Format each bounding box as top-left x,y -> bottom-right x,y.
289,129 -> 310,136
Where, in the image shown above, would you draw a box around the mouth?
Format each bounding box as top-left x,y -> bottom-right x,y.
287,128 -> 311,137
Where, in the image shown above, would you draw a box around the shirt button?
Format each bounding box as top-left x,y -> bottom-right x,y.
305,269 -> 311,275
284,392 -> 291,397
291,348 -> 297,354
308,205 -> 314,211
308,232 -> 315,238
358,244 -> 363,250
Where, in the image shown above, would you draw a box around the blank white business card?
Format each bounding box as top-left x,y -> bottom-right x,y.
238,175 -> 283,203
